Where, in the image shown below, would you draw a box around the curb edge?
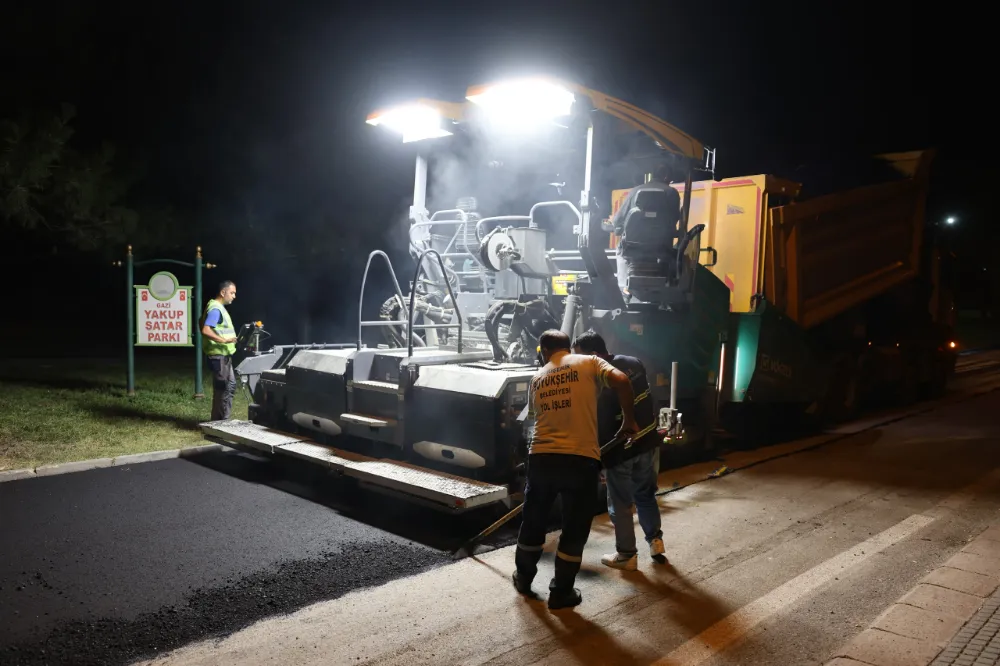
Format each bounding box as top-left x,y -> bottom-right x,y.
3,384 -> 998,487
0,443 -> 226,483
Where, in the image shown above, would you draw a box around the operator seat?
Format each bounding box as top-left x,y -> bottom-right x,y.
617,188 -> 681,301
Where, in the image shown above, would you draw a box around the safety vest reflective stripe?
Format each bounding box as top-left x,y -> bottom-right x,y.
621,421 -> 659,450
635,421 -> 657,438
612,389 -> 651,421
610,389 -> 656,444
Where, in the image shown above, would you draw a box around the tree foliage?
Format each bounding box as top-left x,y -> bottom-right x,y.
0,104 -> 139,251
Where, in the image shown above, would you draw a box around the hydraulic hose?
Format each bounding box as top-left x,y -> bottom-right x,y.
485,300 -> 514,363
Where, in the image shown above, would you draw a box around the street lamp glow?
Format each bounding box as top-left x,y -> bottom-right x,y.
465,78 -> 575,127
946,216 -> 956,225
366,104 -> 453,143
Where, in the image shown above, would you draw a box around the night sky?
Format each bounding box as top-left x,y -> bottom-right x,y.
0,1 -> 990,347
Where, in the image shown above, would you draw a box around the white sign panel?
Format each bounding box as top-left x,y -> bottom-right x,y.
135,271 -> 192,347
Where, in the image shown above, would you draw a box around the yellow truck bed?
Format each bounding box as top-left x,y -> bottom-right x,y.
613,150 -> 934,329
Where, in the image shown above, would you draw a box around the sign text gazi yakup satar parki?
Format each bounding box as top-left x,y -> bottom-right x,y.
135,271 -> 193,347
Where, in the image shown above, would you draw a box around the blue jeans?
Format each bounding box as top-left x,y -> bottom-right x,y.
605,448 -> 662,556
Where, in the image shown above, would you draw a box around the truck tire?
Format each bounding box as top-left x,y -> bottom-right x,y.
896,355 -> 920,406
923,355 -> 949,399
821,353 -> 859,425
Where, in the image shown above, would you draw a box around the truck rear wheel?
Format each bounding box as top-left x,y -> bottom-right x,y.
922,352 -> 950,399
820,353 -> 859,425
896,356 -> 920,406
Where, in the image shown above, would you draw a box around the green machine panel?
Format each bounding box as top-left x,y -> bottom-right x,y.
726,301 -> 825,405
594,264 -> 730,406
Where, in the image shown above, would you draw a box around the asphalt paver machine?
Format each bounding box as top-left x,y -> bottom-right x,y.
201,78 -> 954,512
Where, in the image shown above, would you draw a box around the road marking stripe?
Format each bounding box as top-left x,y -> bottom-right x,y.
652,513 -> 935,666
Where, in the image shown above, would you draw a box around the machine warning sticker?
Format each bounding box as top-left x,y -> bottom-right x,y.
726,204 -> 745,215
551,275 -> 576,296
515,382 -> 528,392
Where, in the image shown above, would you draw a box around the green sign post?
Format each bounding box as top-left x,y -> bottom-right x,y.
115,246 -> 216,397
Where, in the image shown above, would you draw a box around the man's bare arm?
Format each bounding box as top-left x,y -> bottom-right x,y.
606,367 -> 638,436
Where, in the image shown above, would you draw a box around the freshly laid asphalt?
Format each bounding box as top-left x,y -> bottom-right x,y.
2,354 -> 998,666
0,451 -> 504,666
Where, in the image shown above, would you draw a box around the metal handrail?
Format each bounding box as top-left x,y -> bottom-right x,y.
409,218 -> 474,285
427,210 -> 473,257
528,200 -> 582,227
408,249 -> 464,357
357,250 -> 409,351
475,215 -> 530,242
429,209 -> 470,222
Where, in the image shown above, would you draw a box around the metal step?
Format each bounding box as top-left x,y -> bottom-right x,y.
347,383 -> 400,422
200,420 -> 507,510
351,379 -> 398,393
340,412 -> 396,428
200,418 -> 301,454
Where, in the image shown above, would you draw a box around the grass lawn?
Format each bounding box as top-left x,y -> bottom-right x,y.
0,357 -> 248,471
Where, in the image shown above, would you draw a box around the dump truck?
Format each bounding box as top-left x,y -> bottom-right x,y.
200,77 -> 956,512
597,151 -> 956,446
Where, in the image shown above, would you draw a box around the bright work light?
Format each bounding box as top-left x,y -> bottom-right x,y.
366,103 -> 453,143
465,78 -> 575,126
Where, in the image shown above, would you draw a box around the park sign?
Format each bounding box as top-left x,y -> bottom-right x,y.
119,246 -> 214,396
135,271 -> 193,347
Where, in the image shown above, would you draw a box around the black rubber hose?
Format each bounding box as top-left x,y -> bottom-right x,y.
379,295 -> 427,348
485,300 -> 513,363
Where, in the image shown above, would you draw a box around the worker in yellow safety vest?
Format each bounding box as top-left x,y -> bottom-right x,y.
201,280 -> 238,421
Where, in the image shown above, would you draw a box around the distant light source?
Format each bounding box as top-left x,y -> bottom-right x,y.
465,78 -> 575,128
366,104 -> 453,143
946,216 -> 957,225
949,341 -> 957,349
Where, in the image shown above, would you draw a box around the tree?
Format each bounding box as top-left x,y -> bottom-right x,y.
0,104 -> 139,252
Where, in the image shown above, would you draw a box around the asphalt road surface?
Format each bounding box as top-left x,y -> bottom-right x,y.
2,355 -> 999,666
138,360 -> 1000,666
0,445 -> 515,666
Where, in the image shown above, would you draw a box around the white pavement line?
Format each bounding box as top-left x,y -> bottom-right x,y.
651,513 -> 935,666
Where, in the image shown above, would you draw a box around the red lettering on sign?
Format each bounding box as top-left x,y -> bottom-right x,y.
180,291 -> 186,301
141,291 -> 148,302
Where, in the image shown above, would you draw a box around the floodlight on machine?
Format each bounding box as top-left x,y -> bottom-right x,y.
465,78 -> 575,127
366,103 -> 453,143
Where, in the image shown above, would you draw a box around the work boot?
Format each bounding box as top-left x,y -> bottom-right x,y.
512,571 -> 537,599
548,584 -> 583,610
649,537 -> 666,561
601,552 -> 638,571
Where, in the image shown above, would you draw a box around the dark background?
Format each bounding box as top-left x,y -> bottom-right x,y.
0,0 -> 991,358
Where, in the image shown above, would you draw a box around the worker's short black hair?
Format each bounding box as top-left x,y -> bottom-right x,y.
218,280 -> 235,294
538,329 -> 571,353
571,330 -> 609,356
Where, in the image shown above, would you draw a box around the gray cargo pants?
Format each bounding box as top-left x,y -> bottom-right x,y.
208,355 -> 236,421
